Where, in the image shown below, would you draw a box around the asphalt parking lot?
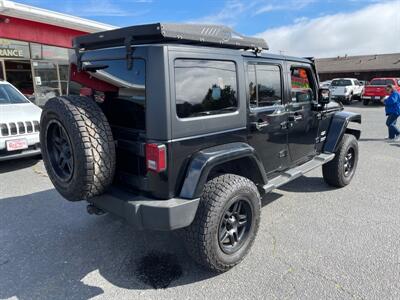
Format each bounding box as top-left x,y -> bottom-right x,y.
0,101 -> 399,300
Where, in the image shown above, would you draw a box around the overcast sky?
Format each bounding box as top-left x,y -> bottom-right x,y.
16,0 -> 400,58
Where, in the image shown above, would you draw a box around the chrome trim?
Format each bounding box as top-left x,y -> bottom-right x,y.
0,120 -> 40,137
169,126 -> 246,142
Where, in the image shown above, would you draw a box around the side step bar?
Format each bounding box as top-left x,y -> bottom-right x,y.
263,153 -> 335,193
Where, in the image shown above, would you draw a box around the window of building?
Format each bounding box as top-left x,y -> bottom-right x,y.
30,43 -> 70,61
175,59 -> 238,118
0,61 -> 4,80
291,67 -> 315,103
248,64 -> 282,108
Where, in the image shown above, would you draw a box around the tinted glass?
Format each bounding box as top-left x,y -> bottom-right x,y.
248,64 -> 257,105
0,84 -> 29,104
256,65 -> 282,107
370,79 -> 395,86
291,67 -> 315,102
175,59 -> 237,118
248,64 -> 282,108
69,59 -> 146,130
331,79 -> 352,86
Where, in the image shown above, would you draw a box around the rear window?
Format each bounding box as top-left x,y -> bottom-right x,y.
69,59 -> 146,130
331,79 -> 352,86
175,59 -> 238,118
0,84 -> 29,105
370,79 -> 395,86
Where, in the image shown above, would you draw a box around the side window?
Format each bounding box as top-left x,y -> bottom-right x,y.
175,59 -> 238,118
247,63 -> 282,108
290,67 -> 316,103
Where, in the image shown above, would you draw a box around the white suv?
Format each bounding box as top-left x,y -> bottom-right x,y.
0,81 -> 42,161
329,78 -> 364,105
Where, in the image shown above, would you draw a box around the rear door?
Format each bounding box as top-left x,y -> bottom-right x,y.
245,60 -> 290,174
286,63 -> 319,164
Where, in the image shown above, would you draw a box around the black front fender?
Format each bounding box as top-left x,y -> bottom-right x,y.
179,142 -> 267,199
324,111 -> 361,153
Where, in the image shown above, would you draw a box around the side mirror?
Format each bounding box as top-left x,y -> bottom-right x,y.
318,88 -> 330,104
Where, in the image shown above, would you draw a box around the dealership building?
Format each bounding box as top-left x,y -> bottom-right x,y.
316,53 -> 400,82
0,0 -> 115,106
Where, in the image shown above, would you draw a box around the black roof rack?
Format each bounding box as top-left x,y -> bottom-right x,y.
73,23 -> 269,52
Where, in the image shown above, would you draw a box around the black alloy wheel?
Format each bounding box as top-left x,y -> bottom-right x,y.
182,174 -> 261,272
218,199 -> 253,254
343,147 -> 355,177
322,133 -> 359,187
46,120 -> 74,182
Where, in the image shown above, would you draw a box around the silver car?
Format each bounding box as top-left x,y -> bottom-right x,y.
0,81 -> 42,161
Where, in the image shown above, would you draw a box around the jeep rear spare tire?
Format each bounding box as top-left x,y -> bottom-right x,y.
40,96 -> 116,201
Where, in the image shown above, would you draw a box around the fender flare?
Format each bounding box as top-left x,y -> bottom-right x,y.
179,142 -> 267,199
324,111 -> 361,153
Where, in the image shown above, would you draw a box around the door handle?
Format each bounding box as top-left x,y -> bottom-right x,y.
251,120 -> 270,131
288,114 -> 303,122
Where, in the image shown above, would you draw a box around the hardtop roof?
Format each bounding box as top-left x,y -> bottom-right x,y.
78,42 -> 312,65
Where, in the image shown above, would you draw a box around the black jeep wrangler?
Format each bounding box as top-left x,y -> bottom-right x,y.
40,23 -> 361,273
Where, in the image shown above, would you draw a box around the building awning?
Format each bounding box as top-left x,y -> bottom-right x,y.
0,0 -> 116,33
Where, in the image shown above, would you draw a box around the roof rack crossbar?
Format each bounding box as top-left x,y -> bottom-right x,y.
73,23 -> 269,53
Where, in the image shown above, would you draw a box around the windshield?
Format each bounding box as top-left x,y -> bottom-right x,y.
370,79 -> 395,86
331,80 -> 352,87
0,84 -> 30,105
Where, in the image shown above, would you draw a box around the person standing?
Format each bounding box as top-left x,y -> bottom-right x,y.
382,84 -> 400,141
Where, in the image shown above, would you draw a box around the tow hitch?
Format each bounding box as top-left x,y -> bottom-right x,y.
86,204 -> 106,216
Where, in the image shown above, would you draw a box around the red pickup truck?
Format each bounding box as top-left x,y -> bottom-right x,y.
362,78 -> 400,105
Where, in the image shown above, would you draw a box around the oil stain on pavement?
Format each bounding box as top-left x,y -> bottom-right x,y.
135,252 -> 182,289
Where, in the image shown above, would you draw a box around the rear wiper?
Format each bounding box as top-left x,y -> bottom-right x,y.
82,63 -> 109,72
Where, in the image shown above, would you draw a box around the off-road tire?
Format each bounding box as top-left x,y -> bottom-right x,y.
40,96 -> 116,201
322,134 -> 358,187
363,99 -> 369,106
183,174 -> 261,273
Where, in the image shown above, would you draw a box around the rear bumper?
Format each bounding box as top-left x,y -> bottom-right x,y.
88,187 -> 200,231
362,96 -> 384,101
331,95 -> 351,102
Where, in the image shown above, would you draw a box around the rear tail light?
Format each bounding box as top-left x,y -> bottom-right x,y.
145,143 -> 167,173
